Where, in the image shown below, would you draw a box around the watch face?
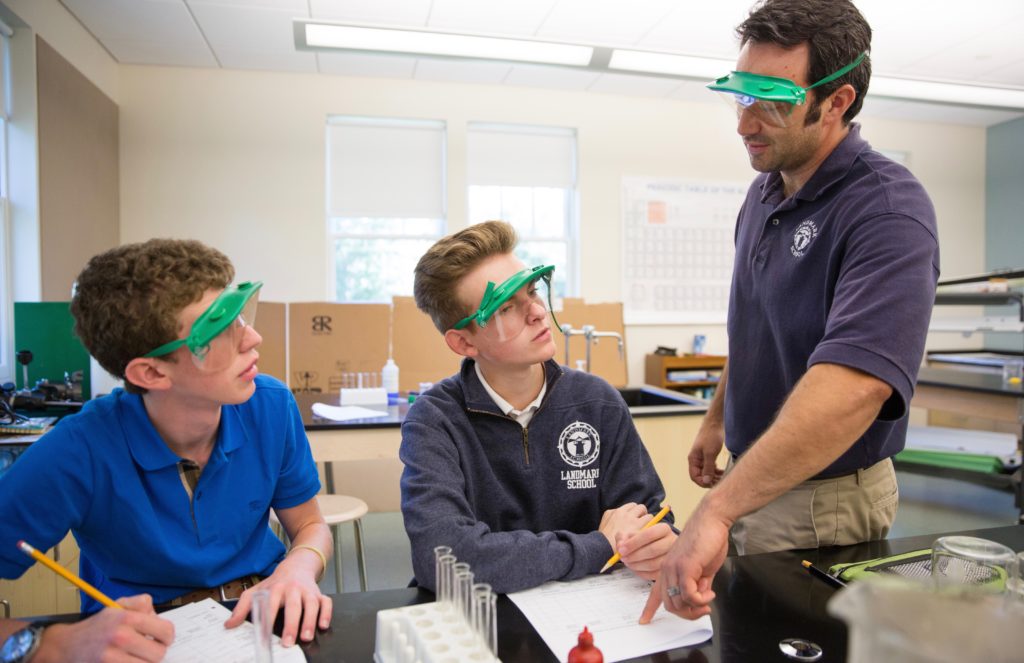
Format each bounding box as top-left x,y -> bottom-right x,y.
0,626 -> 38,662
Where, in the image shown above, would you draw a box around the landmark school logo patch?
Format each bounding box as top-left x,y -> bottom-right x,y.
791,219 -> 819,257
558,421 -> 601,490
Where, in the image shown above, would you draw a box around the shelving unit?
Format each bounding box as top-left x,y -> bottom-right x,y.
644,354 -> 726,398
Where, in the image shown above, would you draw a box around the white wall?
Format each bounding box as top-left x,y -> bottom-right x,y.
118,65 -> 986,383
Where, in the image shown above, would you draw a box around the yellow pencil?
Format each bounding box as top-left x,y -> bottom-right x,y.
18,540 -> 122,610
599,504 -> 672,573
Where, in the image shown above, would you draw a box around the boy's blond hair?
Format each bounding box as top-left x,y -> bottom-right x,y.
414,221 -> 517,333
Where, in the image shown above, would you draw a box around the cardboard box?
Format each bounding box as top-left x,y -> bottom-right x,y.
391,296 -> 461,392
552,299 -> 628,387
288,302 -> 390,395
254,301 -> 286,384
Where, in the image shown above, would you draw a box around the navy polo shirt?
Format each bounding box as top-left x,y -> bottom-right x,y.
725,123 -> 939,477
0,374 -> 320,611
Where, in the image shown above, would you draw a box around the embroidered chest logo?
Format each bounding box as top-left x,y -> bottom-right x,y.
791,219 -> 819,257
558,421 -> 601,490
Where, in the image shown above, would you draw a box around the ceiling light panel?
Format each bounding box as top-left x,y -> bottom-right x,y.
303,23 -> 593,66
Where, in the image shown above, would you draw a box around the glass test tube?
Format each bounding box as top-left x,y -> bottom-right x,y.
437,554 -> 457,606
472,582 -> 497,656
452,562 -> 474,620
434,546 -> 453,603
250,589 -> 274,663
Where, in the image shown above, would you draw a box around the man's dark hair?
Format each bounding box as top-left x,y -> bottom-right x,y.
737,0 -> 872,125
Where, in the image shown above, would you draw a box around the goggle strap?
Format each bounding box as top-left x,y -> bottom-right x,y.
807,51 -> 867,91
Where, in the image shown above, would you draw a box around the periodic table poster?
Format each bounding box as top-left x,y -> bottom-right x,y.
622,176 -> 748,324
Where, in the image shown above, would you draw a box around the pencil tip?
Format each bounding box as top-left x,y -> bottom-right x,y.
599,562 -> 611,573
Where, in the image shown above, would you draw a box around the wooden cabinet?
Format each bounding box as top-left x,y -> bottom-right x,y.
0,534 -> 80,618
645,354 -> 726,397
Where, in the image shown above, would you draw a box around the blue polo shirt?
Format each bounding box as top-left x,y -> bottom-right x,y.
725,124 -> 939,477
0,374 -> 319,612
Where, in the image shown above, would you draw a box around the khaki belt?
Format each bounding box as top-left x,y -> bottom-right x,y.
159,574 -> 265,607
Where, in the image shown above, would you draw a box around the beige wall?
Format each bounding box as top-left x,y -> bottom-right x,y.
36,36 -> 119,300
118,65 -> 986,382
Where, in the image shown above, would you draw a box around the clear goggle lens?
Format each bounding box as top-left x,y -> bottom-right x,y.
190,294 -> 259,372
487,278 -> 550,342
714,90 -> 798,128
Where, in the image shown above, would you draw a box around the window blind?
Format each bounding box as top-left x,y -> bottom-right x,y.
327,116 -> 445,218
467,123 -> 576,188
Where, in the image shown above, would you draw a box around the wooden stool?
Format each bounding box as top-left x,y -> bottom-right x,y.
270,494 -> 369,593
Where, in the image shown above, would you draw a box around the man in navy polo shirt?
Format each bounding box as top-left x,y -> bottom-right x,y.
638,0 -> 939,622
0,239 -> 332,660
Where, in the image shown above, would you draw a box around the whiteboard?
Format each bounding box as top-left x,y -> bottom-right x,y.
622,176 -> 748,324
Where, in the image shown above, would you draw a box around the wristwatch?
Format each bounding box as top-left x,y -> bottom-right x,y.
0,622 -> 46,663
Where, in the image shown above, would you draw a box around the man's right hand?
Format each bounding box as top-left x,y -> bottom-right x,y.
599,502 -> 650,551
688,423 -> 725,488
33,595 -> 174,663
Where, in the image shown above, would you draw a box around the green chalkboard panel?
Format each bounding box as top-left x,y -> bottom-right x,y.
13,302 -> 91,399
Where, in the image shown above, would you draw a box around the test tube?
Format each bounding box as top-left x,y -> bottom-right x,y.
437,554 -> 457,607
452,563 -> 474,620
250,589 -> 274,663
472,583 -> 497,656
434,546 -> 453,604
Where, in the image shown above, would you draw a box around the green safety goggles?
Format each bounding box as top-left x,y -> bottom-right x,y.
453,265 -> 558,340
707,52 -> 867,127
144,280 -> 262,371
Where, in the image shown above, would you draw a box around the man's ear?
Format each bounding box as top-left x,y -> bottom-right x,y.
825,83 -> 856,124
124,357 -> 174,392
444,329 -> 478,359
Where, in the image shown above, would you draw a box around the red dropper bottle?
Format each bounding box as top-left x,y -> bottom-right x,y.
567,626 -> 603,663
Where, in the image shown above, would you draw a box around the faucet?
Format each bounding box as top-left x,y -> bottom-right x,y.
583,326 -> 624,374
559,323 -> 588,367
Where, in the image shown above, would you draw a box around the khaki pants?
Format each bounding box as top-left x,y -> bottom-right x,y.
728,457 -> 899,555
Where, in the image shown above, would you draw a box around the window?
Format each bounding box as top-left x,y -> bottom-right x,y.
326,116 -> 446,302
0,30 -> 11,383
467,123 -> 578,299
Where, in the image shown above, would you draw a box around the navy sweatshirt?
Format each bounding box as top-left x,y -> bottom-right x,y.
399,358 -> 671,594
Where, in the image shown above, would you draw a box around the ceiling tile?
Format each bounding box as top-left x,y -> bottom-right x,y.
895,17 -> 1024,84
976,58 -> 1024,87
187,0 -> 307,8
413,58 -> 512,84
308,0 -> 432,27
104,37 -> 218,67
503,64 -> 600,90
636,3 -> 748,60
317,51 -> 417,78
188,2 -> 307,53
427,0 -> 556,37
587,72 -> 682,98
536,0 -> 677,46
61,0 -> 203,43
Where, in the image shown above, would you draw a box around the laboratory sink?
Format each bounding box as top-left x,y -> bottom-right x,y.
616,386 -> 706,411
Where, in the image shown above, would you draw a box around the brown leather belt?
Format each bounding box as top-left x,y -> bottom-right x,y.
159,574 -> 265,607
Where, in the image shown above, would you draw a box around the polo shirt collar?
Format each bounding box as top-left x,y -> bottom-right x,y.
118,390 -> 243,471
761,122 -> 868,209
474,361 -> 546,418
461,357 -> 562,414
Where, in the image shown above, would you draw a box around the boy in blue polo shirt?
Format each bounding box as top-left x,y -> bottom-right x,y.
0,239 -> 331,661
402,220 -> 677,594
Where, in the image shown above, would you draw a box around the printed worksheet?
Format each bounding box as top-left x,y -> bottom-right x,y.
508,569 -> 713,663
161,599 -> 306,662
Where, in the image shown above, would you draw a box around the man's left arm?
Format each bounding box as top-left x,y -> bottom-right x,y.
225,498 -> 332,646
640,363 -> 892,622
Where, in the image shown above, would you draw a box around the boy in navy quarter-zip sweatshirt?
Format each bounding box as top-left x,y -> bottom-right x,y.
402,221 -> 676,594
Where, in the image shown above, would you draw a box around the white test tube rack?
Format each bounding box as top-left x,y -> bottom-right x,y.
373,602 -> 500,663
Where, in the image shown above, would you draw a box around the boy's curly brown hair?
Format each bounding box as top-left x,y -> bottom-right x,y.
70,238 -> 234,394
